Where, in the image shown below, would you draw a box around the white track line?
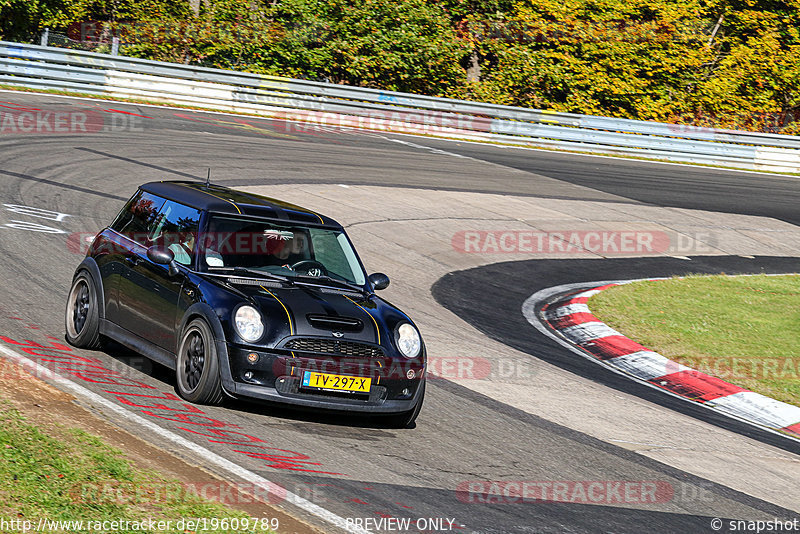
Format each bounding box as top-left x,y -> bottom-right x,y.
385,137 -> 471,159
0,343 -> 369,534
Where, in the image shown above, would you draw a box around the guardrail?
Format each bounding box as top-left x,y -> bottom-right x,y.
1,40 -> 799,173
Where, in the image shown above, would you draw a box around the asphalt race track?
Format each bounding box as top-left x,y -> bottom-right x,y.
0,91 -> 799,534
433,255 -> 800,452
406,138 -> 800,227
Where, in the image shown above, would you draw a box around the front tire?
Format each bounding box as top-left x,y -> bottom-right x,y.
65,271 -> 101,349
176,318 -> 223,405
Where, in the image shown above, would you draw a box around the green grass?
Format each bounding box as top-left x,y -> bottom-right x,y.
0,404 -> 275,533
589,274 -> 800,407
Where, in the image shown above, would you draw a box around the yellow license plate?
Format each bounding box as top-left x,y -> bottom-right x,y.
301,372 -> 371,393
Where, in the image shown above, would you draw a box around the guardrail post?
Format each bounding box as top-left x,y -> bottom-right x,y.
40,28 -> 49,47
111,36 -> 120,56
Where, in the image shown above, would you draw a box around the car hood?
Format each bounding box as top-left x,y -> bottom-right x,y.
241,284 -> 386,345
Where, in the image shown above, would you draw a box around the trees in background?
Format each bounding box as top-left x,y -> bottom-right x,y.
1,0 -> 796,132
450,0 -> 799,131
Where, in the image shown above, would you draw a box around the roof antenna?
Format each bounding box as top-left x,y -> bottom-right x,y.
205,168 -> 211,188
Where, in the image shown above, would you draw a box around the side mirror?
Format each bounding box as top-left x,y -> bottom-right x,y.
147,246 -> 179,276
368,272 -> 390,291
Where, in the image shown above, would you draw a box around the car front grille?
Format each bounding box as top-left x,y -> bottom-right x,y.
284,338 -> 384,358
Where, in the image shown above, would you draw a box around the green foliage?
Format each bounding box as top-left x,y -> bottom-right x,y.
0,0 -> 46,41
447,0 -> 800,130
683,0 -> 800,131
261,0 -> 470,92
1,0 -> 798,132
453,1 -> 702,116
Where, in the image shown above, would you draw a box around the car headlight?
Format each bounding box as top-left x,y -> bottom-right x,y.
395,322 -> 421,359
235,306 -> 264,343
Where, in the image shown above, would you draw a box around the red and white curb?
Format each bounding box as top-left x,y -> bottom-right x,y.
522,279 -> 800,441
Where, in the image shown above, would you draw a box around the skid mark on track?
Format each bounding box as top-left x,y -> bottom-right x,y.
0,169 -> 127,201
73,147 -> 204,180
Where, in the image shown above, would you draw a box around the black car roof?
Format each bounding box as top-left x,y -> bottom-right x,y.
140,181 -> 341,228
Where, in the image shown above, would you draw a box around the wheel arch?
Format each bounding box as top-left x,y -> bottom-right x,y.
178,303 -> 236,394
74,258 -> 105,320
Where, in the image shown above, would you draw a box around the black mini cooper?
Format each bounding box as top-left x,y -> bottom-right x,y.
65,181 -> 425,427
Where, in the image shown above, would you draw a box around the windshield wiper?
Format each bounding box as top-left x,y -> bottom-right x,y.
210,267 -> 292,284
293,274 -> 368,295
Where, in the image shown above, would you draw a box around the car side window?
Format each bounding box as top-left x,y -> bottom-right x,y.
151,200 -> 202,266
111,191 -> 165,244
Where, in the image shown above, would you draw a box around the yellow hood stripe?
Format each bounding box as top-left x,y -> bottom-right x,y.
343,295 -> 380,345
262,286 -> 293,336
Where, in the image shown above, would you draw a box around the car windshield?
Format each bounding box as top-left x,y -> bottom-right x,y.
199,215 -> 367,286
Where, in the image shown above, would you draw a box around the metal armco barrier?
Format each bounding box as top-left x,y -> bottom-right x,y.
1,40 -> 799,173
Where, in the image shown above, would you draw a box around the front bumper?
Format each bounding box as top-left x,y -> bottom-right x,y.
225,344 -> 425,414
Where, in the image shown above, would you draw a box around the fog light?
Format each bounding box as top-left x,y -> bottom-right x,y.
244,371 -> 253,380
247,352 -> 259,364
406,369 -> 415,380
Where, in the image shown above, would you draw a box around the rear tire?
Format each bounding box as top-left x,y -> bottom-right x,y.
385,380 -> 425,429
65,271 -> 102,349
176,318 -> 223,405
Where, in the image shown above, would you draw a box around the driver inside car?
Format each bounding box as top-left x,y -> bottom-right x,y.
260,228 -> 309,270
274,229 -> 309,267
